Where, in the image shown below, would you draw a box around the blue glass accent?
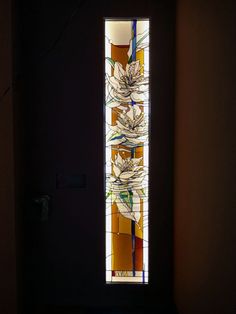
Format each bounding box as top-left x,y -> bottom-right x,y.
132,20 -> 137,62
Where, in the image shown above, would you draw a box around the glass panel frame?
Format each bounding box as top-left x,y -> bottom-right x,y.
105,18 -> 150,284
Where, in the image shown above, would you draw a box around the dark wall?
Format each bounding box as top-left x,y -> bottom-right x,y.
174,0 -> 236,313
0,0 -> 17,313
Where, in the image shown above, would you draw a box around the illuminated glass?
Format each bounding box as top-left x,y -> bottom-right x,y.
105,19 -> 149,283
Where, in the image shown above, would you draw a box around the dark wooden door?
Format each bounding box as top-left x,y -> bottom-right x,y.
15,0 -> 176,313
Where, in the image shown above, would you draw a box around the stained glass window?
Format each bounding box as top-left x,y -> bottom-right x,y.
105,19 -> 149,283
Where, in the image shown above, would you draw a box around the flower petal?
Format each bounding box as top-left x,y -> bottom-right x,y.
106,99 -> 121,108
126,105 -> 134,121
120,171 -> 135,180
131,91 -> 145,102
116,153 -> 124,166
132,157 -> 143,166
114,62 -> 125,80
109,76 -> 120,89
113,164 -> 121,178
127,138 -> 142,144
134,104 -> 141,116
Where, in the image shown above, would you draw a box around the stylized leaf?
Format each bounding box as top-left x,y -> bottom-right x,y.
116,190 -> 141,224
109,132 -> 124,141
136,29 -> 149,47
119,191 -> 129,206
106,191 -> 112,199
119,190 -> 133,209
137,188 -> 145,198
128,29 -> 149,62
105,57 -> 115,68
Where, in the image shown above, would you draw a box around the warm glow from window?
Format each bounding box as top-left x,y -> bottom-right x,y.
105,19 -> 149,283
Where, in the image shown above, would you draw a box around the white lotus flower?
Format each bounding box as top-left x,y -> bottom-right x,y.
106,60 -> 148,108
108,153 -> 146,224
107,104 -> 148,147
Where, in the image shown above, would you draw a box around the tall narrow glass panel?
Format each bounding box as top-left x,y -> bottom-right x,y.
105,19 -> 149,283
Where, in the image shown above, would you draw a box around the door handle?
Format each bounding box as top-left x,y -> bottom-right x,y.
33,195 -> 51,222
